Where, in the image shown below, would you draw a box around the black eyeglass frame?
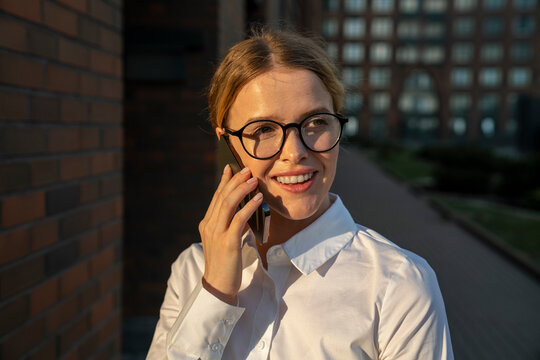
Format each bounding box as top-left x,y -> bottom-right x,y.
223,112 -> 349,160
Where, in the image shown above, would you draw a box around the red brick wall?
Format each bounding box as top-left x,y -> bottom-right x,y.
0,0 -> 123,359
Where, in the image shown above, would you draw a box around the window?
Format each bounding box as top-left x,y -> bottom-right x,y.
400,0 -> 419,12
345,0 -> 366,11
371,93 -> 390,112
342,67 -> 363,87
484,18 -> 504,36
344,93 -> 363,111
452,118 -> 467,136
509,67 -> 532,86
481,44 -> 503,62
344,116 -> 359,137
369,68 -> 391,88
484,0 -> 506,9
343,18 -> 365,38
371,117 -> 386,138
424,0 -> 447,12
422,46 -> 444,63
372,0 -> 394,12
480,94 -> 500,114
452,43 -> 473,63
343,43 -> 364,62
454,18 -> 475,36
455,0 -> 477,10
451,68 -> 472,87
514,0 -> 537,9
324,0 -> 339,11
450,94 -> 472,113
398,21 -> 420,38
513,16 -> 535,36
371,18 -> 393,38
479,68 -> 502,87
424,22 -> 445,38
370,43 -> 392,63
396,46 -> 419,63
511,43 -> 532,61
481,117 -> 496,137
322,19 -> 339,37
326,42 -> 339,60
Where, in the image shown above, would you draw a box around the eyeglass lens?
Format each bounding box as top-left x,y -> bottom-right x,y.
241,114 -> 342,159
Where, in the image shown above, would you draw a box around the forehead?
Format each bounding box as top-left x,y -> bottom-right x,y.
227,66 -> 333,128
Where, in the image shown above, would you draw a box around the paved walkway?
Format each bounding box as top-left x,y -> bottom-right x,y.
332,146 -> 540,360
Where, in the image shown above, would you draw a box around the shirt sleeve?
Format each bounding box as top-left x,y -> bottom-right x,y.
146,248 -> 245,360
377,256 -> 454,360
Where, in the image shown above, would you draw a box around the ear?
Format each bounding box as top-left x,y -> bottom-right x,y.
215,127 -> 225,140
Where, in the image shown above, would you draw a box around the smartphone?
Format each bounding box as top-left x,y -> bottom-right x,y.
218,136 -> 270,245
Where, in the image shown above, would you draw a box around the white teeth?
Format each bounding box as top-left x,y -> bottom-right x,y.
276,172 -> 313,184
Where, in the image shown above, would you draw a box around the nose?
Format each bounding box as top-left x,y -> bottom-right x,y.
279,127 -> 308,163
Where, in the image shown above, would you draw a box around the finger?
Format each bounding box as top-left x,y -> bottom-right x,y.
214,176 -> 259,233
229,192 -> 264,237
204,164 -> 233,225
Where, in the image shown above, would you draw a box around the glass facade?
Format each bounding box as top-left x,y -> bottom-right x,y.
343,43 -> 364,62
343,18 -> 366,38
370,43 -> 392,63
453,43 -> 473,63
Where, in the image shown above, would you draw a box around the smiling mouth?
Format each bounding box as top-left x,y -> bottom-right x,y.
274,172 -> 315,184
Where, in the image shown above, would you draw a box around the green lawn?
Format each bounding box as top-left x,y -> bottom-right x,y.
430,195 -> 540,268
365,148 -> 435,186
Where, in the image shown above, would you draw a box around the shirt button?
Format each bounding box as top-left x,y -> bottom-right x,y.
223,318 -> 233,326
258,340 -> 265,350
210,343 -> 223,352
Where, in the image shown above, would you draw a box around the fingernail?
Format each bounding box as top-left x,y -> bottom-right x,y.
240,167 -> 250,174
247,177 -> 257,184
253,192 -> 263,201
223,164 -> 230,174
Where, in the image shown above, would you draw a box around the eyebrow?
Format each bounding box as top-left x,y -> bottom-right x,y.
244,106 -> 333,125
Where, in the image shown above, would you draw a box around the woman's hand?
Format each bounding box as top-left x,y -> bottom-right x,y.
198,165 -> 263,305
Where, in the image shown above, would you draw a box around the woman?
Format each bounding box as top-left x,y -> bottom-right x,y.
148,29 -> 453,359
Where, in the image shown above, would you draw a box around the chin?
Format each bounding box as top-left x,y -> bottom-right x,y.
267,194 -> 326,221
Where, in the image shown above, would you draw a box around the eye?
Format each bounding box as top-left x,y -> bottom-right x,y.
304,117 -> 329,128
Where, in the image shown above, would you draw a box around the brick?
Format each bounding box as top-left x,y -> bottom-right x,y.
113,153 -> 123,171
46,184 -> 80,215
99,265 -> 121,295
0,0 -> 41,23
28,337 -> 57,360
31,159 -> 58,186
27,27 -> 58,59
79,17 -> 100,44
101,175 -> 121,197
80,230 -> 99,256
0,17 -> 26,51
59,38 -> 90,68
43,0 -> 78,37
90,102 -> 122,123
46,64 -> 80,93
0,127 -> 48,156
0,52 -> 44,89
60,315 -> 88,353
1,191 -> 46,228
0,295 -> 28,337
44,240 -> 79,276
99,27 -> 122,53
91,152 -> 115,174
103,128 -> 123,148
79,281 -> 98,308
1,256 -> 44,299
114,197 -> 123,217
80,179 -> 100,203
81,72 -> 99,96
78,330 -> 99,359
0,162 -> 30,193
60,155 -> 90,181
61,98 -> 88,123
90,49 -> 116,76
81,128 -> 100,150
30,219 -> 59,251
1,318 -> 45,360
30,277 -> 59,316
0,227 -> 30,265
99,77 -> 123,100
90,246 -> 115,277
100,219 -> 122,246
49,128 -> 81,152
57,0 -> 87,13
90,293 -> 114,326
45,293 -> 80,334
60,261 -> 89,296
89,0 -> 114,25
114,57 -> 123,78
30,95 -> 60,122
0,90 -> 28,120
92,200 -> 115,226
59,208 -> 91,239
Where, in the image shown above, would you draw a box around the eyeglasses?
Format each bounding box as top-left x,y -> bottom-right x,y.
224,112 -> 348,160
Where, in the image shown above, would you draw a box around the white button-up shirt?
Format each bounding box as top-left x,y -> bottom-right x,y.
147,194 -> 453,359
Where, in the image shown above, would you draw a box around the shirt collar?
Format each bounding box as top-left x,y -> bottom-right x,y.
282,193 -> 357,275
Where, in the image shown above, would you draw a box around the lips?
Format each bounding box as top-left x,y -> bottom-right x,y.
272,170 -> 317,193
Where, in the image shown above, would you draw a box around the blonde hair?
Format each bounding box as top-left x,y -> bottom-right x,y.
208,28 -> 344,129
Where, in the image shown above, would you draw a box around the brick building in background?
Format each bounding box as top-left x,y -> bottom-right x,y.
0,0 -> 123,359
